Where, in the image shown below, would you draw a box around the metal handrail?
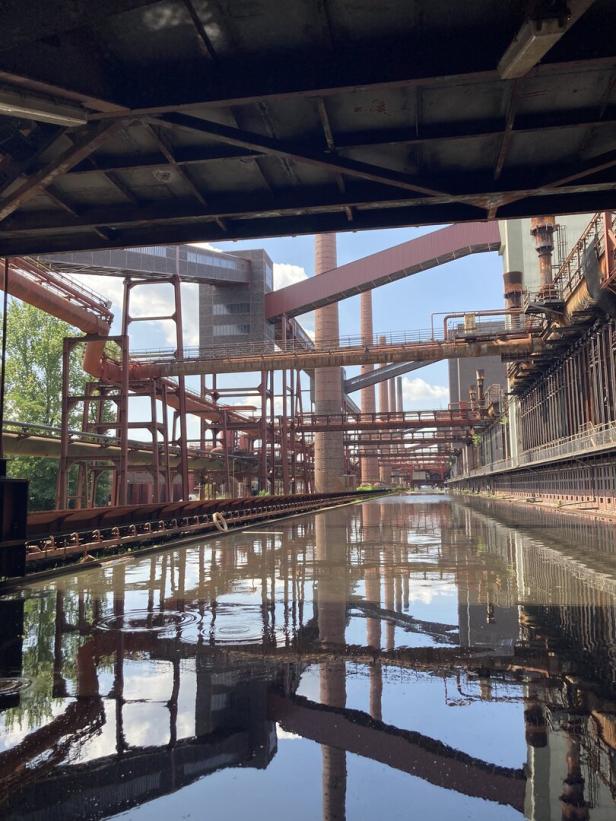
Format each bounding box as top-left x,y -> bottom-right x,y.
452,420 -> 616,479
21,256 -> 113,315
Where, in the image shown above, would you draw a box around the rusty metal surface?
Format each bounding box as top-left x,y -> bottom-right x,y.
26,490 -> 374,539
265,221 -> 501,319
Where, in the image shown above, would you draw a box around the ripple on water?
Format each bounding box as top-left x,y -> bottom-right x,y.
209,602 -> 264,645
0,677 -> 31,697
95,608 -> 199,633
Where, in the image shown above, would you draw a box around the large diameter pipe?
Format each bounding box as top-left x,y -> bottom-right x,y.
0,264 -> 110,336
2,259 -> 242,426
530,216 -> 556,292
146,335 -> 545,377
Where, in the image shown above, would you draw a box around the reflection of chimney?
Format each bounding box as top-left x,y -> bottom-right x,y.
530,216 -> 556,293
362,504 -> 382,721
316,511 -> 347,821
314,234 -> 345,492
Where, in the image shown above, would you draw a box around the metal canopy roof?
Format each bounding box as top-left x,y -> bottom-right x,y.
0,0 -> 614,255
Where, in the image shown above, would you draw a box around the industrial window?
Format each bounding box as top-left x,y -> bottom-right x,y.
213,324 -> 250,336
140,246 -> 167,257
212,303 -> 250,315
187,250 -> 241,269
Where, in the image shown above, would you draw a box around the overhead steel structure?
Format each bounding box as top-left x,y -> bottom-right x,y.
0,1 -> 613,255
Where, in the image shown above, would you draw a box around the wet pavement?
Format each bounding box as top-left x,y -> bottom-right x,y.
1,494 -> 615,820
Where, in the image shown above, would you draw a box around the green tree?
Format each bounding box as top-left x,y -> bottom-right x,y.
4,301 -> 114,509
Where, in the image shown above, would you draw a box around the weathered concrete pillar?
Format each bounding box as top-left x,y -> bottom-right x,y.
396,377 -> 403,415
359,290 -> 379,484
314,234 -> 345,493
378,337 -> 391,485
389,378 -> 396,416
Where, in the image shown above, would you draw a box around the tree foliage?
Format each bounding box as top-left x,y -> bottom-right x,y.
4,301 -> 114,509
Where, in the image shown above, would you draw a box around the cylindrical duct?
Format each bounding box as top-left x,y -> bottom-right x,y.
530,216 -> 556,292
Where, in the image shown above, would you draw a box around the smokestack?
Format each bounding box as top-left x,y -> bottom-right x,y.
396,377 -> 403,415
359,291 -> 379,483
378,336 -> 391,484
314,234 -> 345,492
389,379 -> 396,416
530,216 -> 556,293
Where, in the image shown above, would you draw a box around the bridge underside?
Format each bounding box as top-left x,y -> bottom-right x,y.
0,1 -> 613,255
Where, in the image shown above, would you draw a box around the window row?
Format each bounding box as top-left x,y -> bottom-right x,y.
212,324 -> 250,336
212,303 -> 250,316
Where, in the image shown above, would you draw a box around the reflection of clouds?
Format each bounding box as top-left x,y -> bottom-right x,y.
407,581 -> 457,606
0,698 -> 70,752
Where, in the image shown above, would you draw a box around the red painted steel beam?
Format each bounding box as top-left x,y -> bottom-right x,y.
265,221 -> 501,319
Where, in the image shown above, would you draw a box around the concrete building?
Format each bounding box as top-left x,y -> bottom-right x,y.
199,248 -> 275,350
448,356 -> 507,406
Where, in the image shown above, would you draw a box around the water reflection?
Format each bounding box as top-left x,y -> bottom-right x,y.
0,496 -> 615,819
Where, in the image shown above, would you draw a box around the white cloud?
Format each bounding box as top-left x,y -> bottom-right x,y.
191,241 -> 223,254
68,274 -> 199,350
273,262 -> 307,290
402,376 -> 449,408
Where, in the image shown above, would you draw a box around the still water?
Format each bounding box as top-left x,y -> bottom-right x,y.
1,494 -> 615,820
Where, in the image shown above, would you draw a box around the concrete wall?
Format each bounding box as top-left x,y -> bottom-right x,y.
448,355 -> 507,405
499,213 -> 592,291
199,248 -> 275,350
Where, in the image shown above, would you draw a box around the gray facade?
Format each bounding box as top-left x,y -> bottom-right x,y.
199,248 -> 276,351
41,244 -> 251,284
448,355 -> 507,405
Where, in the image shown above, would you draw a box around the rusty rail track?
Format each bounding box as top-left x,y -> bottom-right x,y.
25,490 -> 379,572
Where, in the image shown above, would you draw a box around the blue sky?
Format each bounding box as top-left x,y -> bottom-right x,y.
72,224 -> 504,435
210,225 -> 504,401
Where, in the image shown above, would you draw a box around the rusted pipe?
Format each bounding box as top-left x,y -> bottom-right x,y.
530,216 -> 556,292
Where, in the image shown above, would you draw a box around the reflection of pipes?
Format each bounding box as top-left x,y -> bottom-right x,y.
530,216 -> 556,293
560,726 -> 589,821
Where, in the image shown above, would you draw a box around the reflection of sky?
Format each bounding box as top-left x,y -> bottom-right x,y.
5,497 -> 616,820
108,732 -> 521,821
297,664 -> 525,770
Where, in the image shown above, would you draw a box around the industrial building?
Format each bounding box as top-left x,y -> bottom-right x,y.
0,2 -> 615,819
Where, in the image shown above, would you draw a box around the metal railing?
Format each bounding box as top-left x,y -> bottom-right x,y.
451,420 -> 616,480
20,256 -> 113,317
130,319 -> 534,364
